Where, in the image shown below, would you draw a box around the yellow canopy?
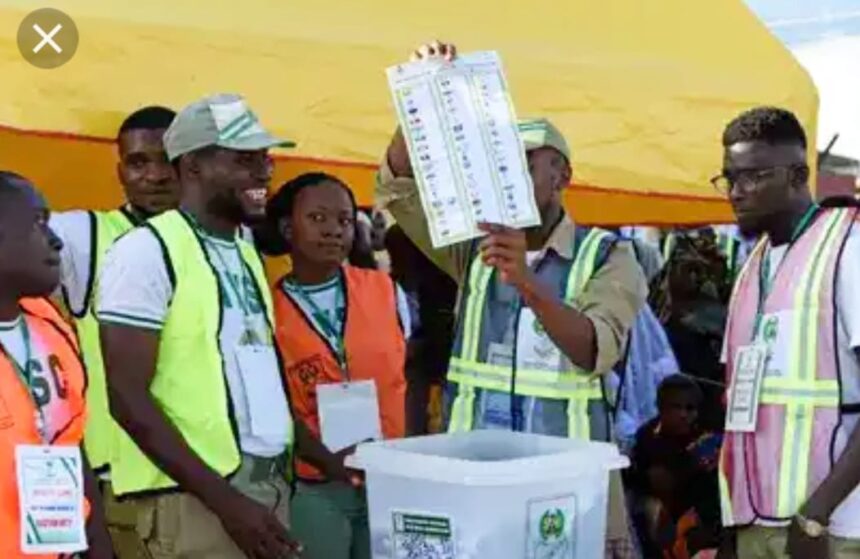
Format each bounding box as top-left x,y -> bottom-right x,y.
0,0 -> 816,225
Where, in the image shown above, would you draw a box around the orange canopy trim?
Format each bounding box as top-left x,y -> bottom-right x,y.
1,123 -> 731,226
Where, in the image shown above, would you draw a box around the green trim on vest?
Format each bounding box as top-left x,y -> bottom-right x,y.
76,209 -> 135,470
110,210 -> 289,496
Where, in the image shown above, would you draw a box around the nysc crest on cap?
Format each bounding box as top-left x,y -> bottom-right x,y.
164,93 -> 295,161
518,118 -> 571,161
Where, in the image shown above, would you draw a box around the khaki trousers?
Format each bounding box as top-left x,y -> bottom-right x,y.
737,525 -> 860,559
130,455 -> 290,559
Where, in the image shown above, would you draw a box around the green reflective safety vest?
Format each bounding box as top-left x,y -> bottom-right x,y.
109,210 -> 291,496
447,227 -> 616,440
68,209 -> 136,471
661,232 -> 677,263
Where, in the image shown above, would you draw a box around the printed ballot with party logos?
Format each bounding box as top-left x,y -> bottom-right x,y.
387,51 -> 540,248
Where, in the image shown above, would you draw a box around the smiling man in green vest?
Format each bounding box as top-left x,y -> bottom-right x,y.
97,94 -> 301,558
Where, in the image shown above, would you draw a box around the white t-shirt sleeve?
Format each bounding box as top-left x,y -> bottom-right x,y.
96,228 -> 174,331
394,283 -> 413,340
49,210 -> 94,315
837,229 -> 860,350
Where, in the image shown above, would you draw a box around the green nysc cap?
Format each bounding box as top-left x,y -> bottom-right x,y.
518,117 -> 571,161
164,93 -> 295,161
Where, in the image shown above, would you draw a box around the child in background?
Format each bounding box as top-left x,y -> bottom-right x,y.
628,375 -> 722,559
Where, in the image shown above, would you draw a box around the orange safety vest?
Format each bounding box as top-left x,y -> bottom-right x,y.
274,266 -> 406,480
0,298 -> 89,559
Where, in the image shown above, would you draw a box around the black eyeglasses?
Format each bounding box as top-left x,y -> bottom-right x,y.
710,164 -> 807,195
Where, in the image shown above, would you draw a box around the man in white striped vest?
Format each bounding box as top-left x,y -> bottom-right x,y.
716,106 -> 860,558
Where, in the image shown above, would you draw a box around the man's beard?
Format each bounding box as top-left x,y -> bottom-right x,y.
206,191 -> 246,225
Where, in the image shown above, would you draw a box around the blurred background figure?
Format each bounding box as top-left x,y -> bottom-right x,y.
386,224 -> 457,435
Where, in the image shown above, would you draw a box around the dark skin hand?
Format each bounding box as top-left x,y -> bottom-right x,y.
81,449 -> 114,559
716,359 -> 860,559
294,421 -> 363,487
785,350 -> 860,558
100,324 -> 302,558
478,222 -> 598,371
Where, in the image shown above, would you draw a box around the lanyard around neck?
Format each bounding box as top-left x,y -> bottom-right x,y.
288,274 -> 348,375
755,204 -> 819,333
185,211 -> 255,318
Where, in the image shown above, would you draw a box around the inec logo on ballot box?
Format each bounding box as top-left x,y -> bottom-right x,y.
539,508 -> 565,542
528,495 -> 576,559
17,8 -> 79,69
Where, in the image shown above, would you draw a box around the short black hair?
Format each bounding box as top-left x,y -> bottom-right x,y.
117,106 -> 176,141
722,106 -> 807,149
657,374 -> 703,409
255,172 -> 357,256
0,170 -> 27,189
0,171 -> 33,220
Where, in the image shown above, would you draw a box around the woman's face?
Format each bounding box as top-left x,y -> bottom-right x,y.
286,180 -> 356,268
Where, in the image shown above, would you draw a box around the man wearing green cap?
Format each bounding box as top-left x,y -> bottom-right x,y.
96,93 -> 301,558
377,42 -> 647,557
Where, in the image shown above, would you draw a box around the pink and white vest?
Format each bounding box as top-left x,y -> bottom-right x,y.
719,207 -> 858,525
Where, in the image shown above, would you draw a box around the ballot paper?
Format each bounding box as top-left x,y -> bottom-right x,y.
387,51 -> 540,248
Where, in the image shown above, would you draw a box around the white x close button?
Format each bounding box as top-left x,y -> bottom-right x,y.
17,8 -> 79,69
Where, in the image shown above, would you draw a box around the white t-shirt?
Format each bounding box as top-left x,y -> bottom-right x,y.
0,316 -> 72,442
49,210 -> 96,315
721,227 -> 860,537
96,226 -> 292,458
50,209 -> 256,315
280,274 -> 412,357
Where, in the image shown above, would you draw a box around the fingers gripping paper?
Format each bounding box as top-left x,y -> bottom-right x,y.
387,51 -> 540,248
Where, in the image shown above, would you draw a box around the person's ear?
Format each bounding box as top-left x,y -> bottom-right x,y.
558,160 -> 572,191
116,161 -> 126,188
792,164 -> 810,187
278,216 -> 293,244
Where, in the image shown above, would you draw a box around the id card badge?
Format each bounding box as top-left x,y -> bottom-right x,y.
317,380 -> 382,452
725,344 -> 768,432
234,345 -> 291,439
15,445 -> 86,554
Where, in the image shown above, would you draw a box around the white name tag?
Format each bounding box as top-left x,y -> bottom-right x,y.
317,380 -> 382,452
725,344 -> 768,432
16,445 -> 87,555
235,345 -> 292,442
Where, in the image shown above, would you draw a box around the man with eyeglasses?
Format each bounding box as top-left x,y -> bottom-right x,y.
715,106 -> 860,559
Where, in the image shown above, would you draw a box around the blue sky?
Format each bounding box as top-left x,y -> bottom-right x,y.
746,0 -> 860,46
746,0 -> 860,159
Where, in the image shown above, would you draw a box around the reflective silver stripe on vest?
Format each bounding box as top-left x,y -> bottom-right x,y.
447,228 -> 611,439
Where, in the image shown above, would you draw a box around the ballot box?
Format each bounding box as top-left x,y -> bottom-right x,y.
348,429 -> 628,559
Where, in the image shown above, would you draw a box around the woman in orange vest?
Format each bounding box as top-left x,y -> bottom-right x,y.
0,172 -> 112,558
261,172 -> 408,559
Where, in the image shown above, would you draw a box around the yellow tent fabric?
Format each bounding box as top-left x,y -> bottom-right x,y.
0,0 -> 816,226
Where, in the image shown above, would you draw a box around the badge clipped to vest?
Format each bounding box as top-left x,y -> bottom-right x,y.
725,344 -> 768,432
234,345 -> 291,439
317,380 -> 382,452
15,445 -> 87,554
